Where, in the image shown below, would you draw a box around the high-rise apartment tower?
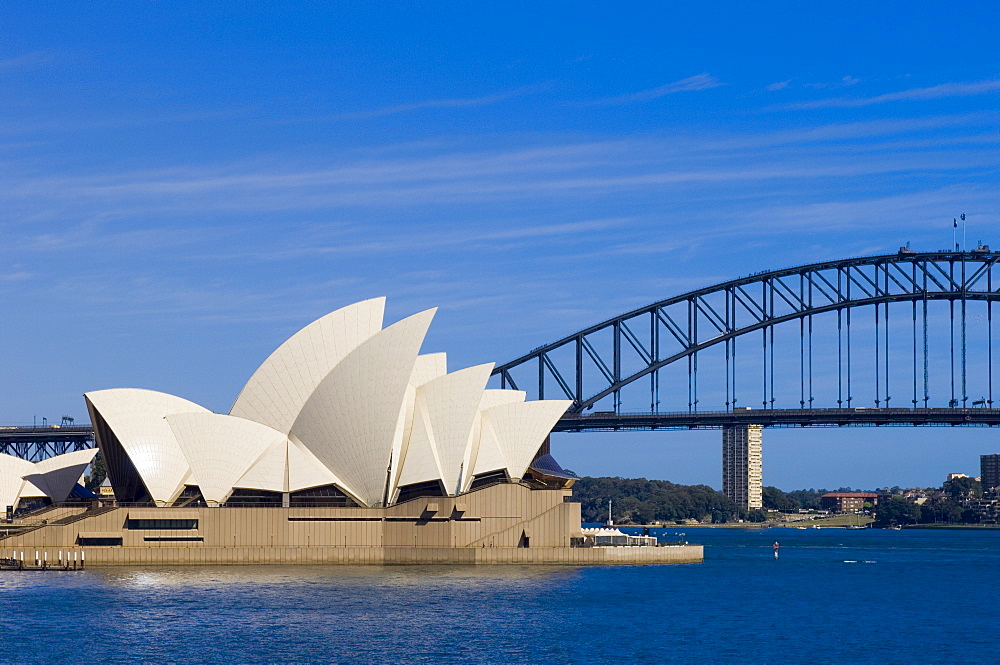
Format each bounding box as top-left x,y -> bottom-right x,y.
981,454 -> 1000,494
722,424 -> 763,510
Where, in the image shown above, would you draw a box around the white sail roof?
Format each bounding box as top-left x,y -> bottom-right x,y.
22,448 -> 97,503
465,390 -> 526,489
388,353 -> 448,494
409,363 -> 493,495
86,389 -> 210,504
81,299 -> 572,509
230,298 -> 386,434
287,435 -> 348,495
481,399 -> 572,481
166,413 -> 289,505
291,308 -> 435,506
409,353 -> 447,387
0,453 -> 34,510
393,396 -> 445,490
235,439 -> 288,493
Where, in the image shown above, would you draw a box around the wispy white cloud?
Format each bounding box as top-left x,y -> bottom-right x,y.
202,217 -> 635,262
0,51 -> 54,73
314,84 -> 549,121
780,78 -> 1000,110
3,116 -> 997,225
0,108 -> 252,137
688,113 -> 994,154
765,80 -> 791,91
591,183 -> 1000,263
587,73 -> 722,105
804,75 -> 862,90
728,183 -> 1000,236
0,270 -> 33,282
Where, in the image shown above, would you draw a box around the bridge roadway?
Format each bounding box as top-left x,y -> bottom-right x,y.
0,426 -> 95,443
0,426 -> 95,460
3,409 -> 1000,449
554,407 -> 1000,431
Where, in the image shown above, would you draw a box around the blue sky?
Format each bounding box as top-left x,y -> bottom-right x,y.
2,2 -> 998,490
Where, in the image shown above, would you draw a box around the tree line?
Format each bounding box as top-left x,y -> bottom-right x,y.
873,477 -> 989,526
571,475 -> 993,526
572,477 -> 829,524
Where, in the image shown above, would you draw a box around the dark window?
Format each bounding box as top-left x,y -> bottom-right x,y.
127,519 -> 198,530
78,537 -> 122,546
290,485 -> 359,508
394,480 -> 445,504
288,517 -> 382,522
225,489 -> 283,507
143,537 -> 204,542
172,486 -> 206,507
469,470 -> 509,491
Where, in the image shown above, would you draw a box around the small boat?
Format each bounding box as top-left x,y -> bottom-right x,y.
846,513 -> 868,530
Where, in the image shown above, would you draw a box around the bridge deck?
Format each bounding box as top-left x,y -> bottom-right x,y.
556,408 -> 1000,431
0,426 -> 95,443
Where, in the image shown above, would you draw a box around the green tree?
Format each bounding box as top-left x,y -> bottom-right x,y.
943,476 -> 983,500
874,495 -> 920,526
918,496 -> 964,523
762,486 -> 797,512
786,489 -> 825,510
571,476 -> 740,524
84,452 -> 106,492
961,509 -> 982,524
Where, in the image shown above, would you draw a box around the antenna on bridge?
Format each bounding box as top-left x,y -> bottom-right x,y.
961,213 -> 967,252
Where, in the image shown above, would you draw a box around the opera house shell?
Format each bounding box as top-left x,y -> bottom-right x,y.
2,299 -> 702,565
86,298 -> 572,509
1,449 -> 97,513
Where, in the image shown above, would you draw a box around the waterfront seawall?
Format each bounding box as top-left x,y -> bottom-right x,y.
1,544 -> 703,566
1,484 -> 702,565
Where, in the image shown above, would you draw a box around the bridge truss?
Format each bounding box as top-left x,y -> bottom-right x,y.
0,427 -> 95,461
493,250 -> 1000,428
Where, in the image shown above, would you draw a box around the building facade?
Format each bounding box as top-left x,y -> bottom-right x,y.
722,424 -> 762,510
820,492 -> 881,513
981,454 -> 1000,494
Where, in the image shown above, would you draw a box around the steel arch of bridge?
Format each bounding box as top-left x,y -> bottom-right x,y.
493,250 -> 1000,420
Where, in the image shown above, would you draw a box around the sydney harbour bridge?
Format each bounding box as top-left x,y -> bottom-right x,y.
492,249 -> 1000,429
5,249 -> 1000,474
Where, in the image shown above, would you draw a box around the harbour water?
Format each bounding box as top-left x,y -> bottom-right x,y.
2,528 -> 997,664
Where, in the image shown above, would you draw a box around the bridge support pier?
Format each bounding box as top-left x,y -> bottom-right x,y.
722,424 -> 762,511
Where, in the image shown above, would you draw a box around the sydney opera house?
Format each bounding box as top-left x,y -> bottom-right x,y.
3,299 -> 700,565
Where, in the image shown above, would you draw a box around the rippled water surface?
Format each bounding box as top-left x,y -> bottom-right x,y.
3,528 -> 998,664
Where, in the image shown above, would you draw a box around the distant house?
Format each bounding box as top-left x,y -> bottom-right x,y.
820,492 -> 881,513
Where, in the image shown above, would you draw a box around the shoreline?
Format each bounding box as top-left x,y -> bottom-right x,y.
611,522 -> 1000,531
